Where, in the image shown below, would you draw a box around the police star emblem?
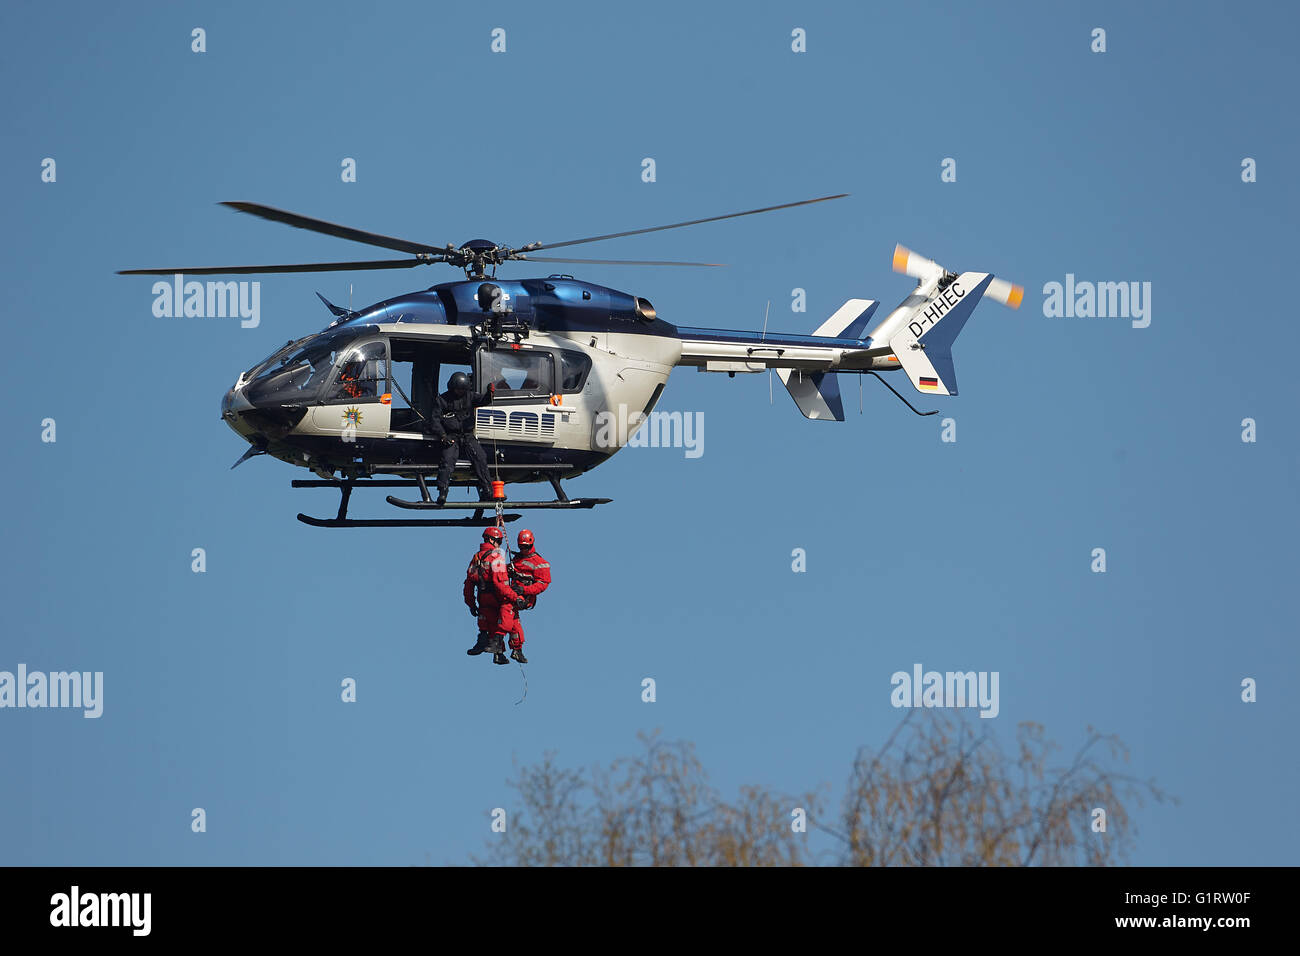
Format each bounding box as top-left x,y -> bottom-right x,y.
342,407 -> 363,428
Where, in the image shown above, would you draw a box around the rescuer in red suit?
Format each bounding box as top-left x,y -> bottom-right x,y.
503,530 -> 551,664
463,527 -> 522,666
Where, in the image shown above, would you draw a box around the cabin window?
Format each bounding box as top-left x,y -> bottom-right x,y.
478,349 -> 554,398
558,349 -> 592,393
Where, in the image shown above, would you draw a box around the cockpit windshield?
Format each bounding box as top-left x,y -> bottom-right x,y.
242,327 -> 367,406
243,336 -> 309,381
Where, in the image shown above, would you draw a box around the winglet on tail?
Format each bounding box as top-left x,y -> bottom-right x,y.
811,298 -> 879,339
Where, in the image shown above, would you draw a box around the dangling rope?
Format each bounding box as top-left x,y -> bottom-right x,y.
514,661 -> 528,705
490,421 -> 505,527
491,428 -> 501,485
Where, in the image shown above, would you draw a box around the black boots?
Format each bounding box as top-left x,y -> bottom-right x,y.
510,648 -> 528,664
469,633 -> 513,665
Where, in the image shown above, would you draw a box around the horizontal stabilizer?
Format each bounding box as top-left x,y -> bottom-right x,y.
777,298 -> 878,420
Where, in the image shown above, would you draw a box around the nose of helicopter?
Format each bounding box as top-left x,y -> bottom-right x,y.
221,379 -> 310,447
220,385 -> 257,439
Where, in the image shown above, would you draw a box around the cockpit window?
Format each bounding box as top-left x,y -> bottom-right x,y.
242,329 -> 366,406
243,334 -> 313,381
324,341 -> 388,403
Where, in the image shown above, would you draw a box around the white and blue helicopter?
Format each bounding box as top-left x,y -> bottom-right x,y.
119,196 -> 1021,527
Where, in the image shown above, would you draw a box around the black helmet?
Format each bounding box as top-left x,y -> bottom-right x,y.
448,371 -> 471,394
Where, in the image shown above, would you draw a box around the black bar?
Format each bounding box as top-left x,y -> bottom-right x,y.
297,513 -> 521,528
385,497 -> 611,511
0,865 -> 1284,943
359,463 -> 575,474
292,480 -> 425,488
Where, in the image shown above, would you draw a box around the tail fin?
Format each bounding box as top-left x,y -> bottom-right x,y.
778,298 -> 878,420
887,272 -> 992,396
876,245 -> 1023,397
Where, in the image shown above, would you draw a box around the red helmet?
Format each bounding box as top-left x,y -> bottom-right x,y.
483,527 -> 505,544
517,529 -> 535,550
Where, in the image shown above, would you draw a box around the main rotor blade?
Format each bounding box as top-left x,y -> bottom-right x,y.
524,193 -> 849,252
221,202 -> 448,256
521,256 -> 726,267
117,258 -> 431,276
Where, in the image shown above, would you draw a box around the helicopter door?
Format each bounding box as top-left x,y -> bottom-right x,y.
310,339 -> 391,437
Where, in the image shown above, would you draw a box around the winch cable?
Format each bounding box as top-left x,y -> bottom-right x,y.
483,396 -> 523,703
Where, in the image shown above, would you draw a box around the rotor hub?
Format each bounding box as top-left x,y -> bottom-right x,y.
457,239 -> 502,278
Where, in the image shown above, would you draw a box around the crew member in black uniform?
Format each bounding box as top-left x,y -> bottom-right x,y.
426,371 -> 495,505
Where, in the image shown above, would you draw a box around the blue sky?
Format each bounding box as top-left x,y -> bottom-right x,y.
1,0 -> 1296,865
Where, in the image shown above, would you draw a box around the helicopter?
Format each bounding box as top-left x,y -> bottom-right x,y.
119,195 -> 1022,528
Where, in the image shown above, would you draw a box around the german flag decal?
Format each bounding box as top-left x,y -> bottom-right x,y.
919,376 -> 941,391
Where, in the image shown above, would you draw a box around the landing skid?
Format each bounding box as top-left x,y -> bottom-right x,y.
384,469 -> 610,512
292,473 -> 610,528
385,497 -> 611,511
297,513 -> 521,529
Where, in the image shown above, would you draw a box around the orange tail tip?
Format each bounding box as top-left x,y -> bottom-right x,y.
892,244 -> 910,273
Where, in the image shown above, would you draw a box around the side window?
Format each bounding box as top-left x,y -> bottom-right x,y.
326,340 -> 388,403
478,349 -> 554,398
558,349 -> 592,393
